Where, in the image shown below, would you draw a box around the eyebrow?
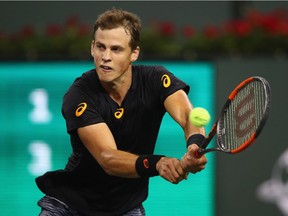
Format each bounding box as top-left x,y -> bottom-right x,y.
95,41 -> 125,51
95,41 -> 124,50
95,41 -> 105,46
111,45 -> 124,50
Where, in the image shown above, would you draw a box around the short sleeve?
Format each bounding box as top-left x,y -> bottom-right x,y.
151,66 -> 190,103
62,86 -> 104,134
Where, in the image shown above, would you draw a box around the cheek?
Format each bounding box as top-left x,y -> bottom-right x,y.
93,53 -> 101,62
117,58 -> 132,70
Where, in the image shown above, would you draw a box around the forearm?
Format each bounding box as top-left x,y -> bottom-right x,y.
98,149 -> 140,178
78,124 -> 167,179
163,90 -> 205,142
99,149 -> 164,178
102,151 -> 186,184
78,124 -> 141,178
181,118 -> 208,174
184,116 -> 206,141
162,90 -> 208,173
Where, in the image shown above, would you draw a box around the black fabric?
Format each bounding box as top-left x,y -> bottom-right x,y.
135,155 -> 164,177
186,134 -> 206,148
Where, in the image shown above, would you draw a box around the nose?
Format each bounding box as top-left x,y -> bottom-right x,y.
102,50 -> 111,62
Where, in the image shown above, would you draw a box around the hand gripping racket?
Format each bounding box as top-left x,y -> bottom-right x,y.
195,76 -> 271,157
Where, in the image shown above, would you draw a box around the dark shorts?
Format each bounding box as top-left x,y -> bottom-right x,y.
38,196 -> 146,216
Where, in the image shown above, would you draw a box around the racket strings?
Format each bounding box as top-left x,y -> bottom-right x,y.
221,80 -> 267,151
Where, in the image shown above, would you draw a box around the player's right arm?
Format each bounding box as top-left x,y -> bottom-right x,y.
78,123 -> 139,178
77,123 -> 186,183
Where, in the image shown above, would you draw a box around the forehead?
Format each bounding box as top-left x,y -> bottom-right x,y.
95,27 -> 131,46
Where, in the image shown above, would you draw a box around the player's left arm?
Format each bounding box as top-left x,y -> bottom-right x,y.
164,89 -> 203,139
164,89 -> 207,173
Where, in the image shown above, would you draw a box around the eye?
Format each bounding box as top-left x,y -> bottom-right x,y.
95,43 -> 105,51
111,46 -> 123,53
111,48 -> 119,53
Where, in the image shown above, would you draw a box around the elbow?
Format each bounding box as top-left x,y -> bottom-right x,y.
98,150 -> 115,176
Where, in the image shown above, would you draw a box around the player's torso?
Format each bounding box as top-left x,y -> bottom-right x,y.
86,66 -> 166,154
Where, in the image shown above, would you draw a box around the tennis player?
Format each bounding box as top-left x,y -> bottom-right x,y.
35,8 -> 207,216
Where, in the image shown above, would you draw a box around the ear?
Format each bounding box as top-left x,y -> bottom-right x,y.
131,46 -> 140,62
91,40 -> 95,57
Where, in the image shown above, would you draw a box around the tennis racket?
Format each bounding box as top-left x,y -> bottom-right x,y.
195,76 -> 271,157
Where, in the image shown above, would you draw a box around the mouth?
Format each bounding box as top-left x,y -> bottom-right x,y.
100,65 -> 112,72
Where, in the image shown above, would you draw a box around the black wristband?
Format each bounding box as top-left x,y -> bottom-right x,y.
186,134 -> 206,148
135,155 -> 164,178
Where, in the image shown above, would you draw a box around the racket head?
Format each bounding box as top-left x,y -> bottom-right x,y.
216,76 -> 271,154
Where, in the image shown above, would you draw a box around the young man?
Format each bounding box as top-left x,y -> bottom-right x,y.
36,8 -> 208,216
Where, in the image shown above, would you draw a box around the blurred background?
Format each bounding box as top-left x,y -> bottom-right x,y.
1,1 -> 288,216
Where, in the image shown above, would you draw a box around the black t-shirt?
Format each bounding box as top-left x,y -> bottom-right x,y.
36,65 -> 189,216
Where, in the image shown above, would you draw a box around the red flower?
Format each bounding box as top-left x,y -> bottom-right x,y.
46,24 -> 62,36
203,25 -> 220,38
158,21 -> 175,36
182,25 -> 195,38
247,9 -> 263,26
279,20 -> 288,36
247,9 -> 288,35
224,19 -> 252,37
260,14 -> 281,34
20,25 -> 35,38
78,24 -> 90,36
65,15 -> 79,28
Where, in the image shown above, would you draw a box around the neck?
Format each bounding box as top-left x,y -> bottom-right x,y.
102,72 -> 132,106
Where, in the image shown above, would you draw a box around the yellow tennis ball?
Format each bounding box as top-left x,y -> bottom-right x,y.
189,107 -> 211,127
